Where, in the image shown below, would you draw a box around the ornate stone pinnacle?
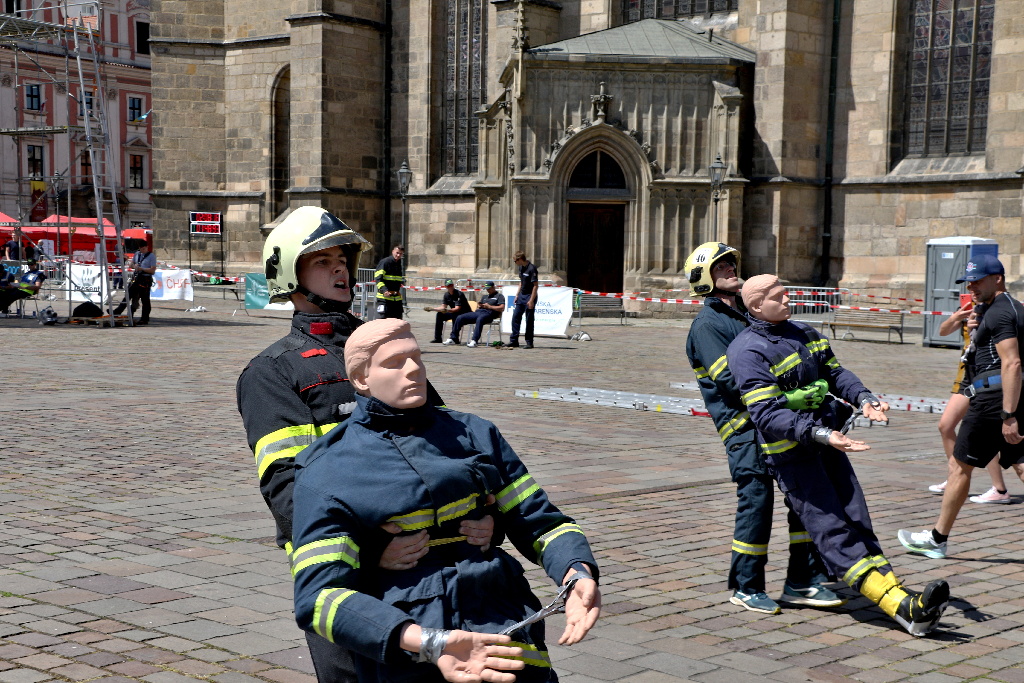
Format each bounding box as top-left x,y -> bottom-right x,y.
591,81 -> 613,121
511,0 -> 529,52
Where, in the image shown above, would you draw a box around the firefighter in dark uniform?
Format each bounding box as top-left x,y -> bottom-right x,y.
236,208 -> 494,682
292,318 -> 601,682
683,243 -> 839,615
375,244 -> 405,319
726,274 -> 950,637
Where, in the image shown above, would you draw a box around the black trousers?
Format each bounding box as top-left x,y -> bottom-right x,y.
434,311 -> 460,341
378,298 -> 404,319
510,302 -> 534,344
113,281 -> 151,322
305,631 -> 357,683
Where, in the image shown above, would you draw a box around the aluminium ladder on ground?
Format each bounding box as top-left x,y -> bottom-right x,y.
0,2 -> 130,323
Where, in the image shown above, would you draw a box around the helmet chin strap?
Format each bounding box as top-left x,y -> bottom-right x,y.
297,286 -> 353,314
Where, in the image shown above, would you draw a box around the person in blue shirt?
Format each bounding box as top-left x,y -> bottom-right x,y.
429,279 -> 470,343
509,251 -> 538,349
0,259 -> 45,314
113,243 -> 157,324
727,274 -> 949,637
445,281 -> 506,348
292,318 -> 601,682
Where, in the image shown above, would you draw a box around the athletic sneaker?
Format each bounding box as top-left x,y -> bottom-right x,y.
729,590 -> 781,615
928,481 -> 946,494
893,579 -> 950,637
778,583 -> 848,607
897,529 -> 947,559
466,340 -> 478,348
442,339 -> 457,346
970,487 -> 1010,504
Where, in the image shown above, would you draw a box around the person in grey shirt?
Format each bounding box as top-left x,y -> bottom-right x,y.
114,243 -> 157,324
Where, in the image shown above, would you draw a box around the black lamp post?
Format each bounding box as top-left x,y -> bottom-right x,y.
396,160 -> 413,253
709,153 -> 727,236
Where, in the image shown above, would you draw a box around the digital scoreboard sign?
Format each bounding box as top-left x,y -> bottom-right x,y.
189,211 -> 222,235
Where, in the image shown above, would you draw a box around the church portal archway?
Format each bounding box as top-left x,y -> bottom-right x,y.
566,151 -> 627,293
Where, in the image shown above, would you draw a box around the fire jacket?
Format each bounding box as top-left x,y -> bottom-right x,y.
726,317 -> 868,465
685,296 -> 763,477
236,311 -> 441,550
291,394 -> 598,682
375,255 -> 404,302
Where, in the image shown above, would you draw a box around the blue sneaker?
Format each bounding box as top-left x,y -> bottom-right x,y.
729,590 -> 781,615
779,583 -> 847,607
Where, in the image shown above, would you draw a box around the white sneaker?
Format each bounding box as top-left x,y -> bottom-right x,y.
466,340 -> 477,348
970,487 -> 1010,504
442,339 -> 457,345
897,529 -> 947,559
928,481 -> 946,494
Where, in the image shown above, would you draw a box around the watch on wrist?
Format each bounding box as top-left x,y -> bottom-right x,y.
1000,410 -> 1015,421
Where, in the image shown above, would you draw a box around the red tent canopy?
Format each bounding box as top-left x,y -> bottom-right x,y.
41,214 -> 116,229
0,211 -> 17,225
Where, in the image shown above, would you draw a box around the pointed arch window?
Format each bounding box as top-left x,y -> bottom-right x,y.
443,0 -> 485,174
903,0 -> 993,156
622,0 -> 737,24
569,151 -> 627,189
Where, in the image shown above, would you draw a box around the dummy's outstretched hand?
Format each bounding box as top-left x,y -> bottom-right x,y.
460,495 -> 497,551
559,575 -> 601,645
862,401 -> 889,424
828,431 -> 870,452
379,525 -> 429,570
437,631 -> 525,683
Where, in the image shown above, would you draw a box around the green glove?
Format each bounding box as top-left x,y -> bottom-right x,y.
784,380 -> 829,410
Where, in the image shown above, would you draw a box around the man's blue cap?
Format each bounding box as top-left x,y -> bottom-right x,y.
956,254 -> 1004,283
484,281 -> 496,288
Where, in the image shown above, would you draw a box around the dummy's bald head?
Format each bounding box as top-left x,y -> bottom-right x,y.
345,318 -> 414,380
741,274 -> 781,315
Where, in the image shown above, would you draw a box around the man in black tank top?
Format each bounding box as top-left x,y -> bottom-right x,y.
899,254 -> 1024,560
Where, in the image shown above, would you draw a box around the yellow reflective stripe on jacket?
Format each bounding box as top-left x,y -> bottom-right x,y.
533,523 -> 584,560
717,411 -> 750,441
842,556 -> 878,587
387,508 -> 435,531
437,493 -> 479,524
693,365 -> 710,380
806,339 -> 829,354
788,532 -> 812,544
292,537 -> 360,575
731,539 -> 768,556
826,357 -> 840,369
742,385 -> 782,406
770,352 -> 801,377
254,422 -> 339,479
426,535 -> 468,547
760,439 -> 798,455
313,588 -> 357,642
497,474 -> 539,513
502,642 -> 552,668
708,355 -> 729,381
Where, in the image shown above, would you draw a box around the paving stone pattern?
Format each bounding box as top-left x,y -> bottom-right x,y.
2,299 -> 1023,682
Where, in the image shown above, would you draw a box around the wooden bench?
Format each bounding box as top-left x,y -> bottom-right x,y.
829,309 -> 904,343
574,293 -> 625,325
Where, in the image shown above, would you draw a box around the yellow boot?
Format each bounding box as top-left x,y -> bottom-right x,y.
858,569 -> 949,637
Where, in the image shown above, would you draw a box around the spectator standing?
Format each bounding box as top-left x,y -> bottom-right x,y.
509,250 -> 538,349
113,242 -> 157,324
929,301 -> 1009,502
445,280 -> 506,347
4,236 -> 19,261
428,279 -> 469,343
899,255 -> 1024,559
375,244 -> 405,319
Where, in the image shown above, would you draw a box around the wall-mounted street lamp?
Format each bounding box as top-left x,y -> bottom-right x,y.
396,159 -> 413,254
709,153 -> 727,236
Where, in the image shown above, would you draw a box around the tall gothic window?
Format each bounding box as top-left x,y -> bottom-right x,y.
443,0 -> 485,175
622,0 -> 737,24
904,0 -> 993,156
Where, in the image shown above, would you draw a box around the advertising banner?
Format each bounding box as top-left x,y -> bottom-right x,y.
152,269 -> 193,301
67,264 -> 110,303
500,285 -> 574,337
244,273 -> 294,311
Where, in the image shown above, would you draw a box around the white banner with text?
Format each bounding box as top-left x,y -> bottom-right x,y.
500,285 -> 574,338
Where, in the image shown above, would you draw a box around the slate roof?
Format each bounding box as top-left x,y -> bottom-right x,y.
528,19 -> 755,63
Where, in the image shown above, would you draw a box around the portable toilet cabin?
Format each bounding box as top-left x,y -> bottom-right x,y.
923,236 -> 998,347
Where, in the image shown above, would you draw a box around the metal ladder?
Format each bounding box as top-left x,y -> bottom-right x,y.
71,5 -> 129,323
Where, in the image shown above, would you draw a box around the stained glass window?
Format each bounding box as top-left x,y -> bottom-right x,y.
622,0 -> 736,24
443,0 -> 485,174
904,0 -> 993,156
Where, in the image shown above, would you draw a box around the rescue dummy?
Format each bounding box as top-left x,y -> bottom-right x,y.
291,319 -> 601,682
726,274 -> 949,637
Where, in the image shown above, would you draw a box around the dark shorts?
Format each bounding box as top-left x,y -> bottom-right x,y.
953,391 -> 1024,468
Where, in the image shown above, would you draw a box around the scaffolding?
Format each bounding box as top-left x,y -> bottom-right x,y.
0,1 -> 130,324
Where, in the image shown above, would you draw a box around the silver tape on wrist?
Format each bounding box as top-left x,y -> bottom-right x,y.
812,426 -> 833,445
417,628 -> 451,664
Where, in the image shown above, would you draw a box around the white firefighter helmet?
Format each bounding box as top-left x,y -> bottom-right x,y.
684,242 -> 740,296
263,207 -> 372,302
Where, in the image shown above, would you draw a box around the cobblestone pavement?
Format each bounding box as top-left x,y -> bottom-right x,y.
2,297 -> 1023,683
